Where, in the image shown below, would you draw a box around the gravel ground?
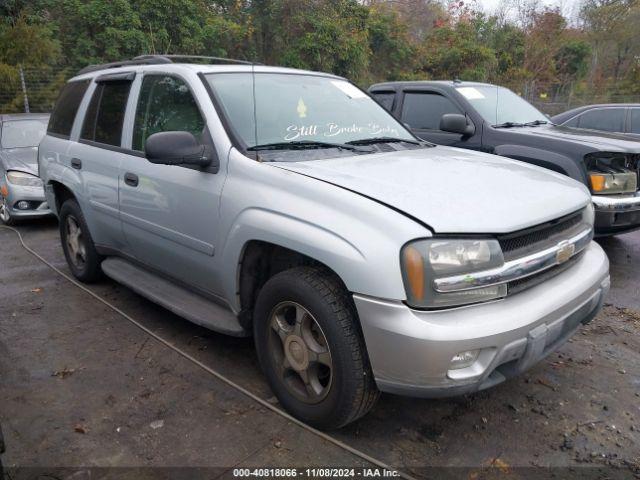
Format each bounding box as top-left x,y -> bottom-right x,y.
0,219 -> 639,479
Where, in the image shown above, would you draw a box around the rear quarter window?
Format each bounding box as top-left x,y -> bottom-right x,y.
47,80 -> 90,138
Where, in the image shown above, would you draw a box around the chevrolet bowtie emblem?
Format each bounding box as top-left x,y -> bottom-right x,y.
556,240 -> 575,264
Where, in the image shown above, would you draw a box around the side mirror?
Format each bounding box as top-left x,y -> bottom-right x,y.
145,131 -> 212,167
440,114 -> 475,136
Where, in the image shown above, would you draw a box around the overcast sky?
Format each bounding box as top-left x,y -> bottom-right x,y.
476,0 -> 582,21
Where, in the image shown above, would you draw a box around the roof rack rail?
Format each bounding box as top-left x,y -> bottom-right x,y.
135,54 -> 260,65
77,56 -> 172,75
77,54 -> 260,75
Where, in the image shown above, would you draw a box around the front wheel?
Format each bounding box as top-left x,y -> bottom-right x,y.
253,267 -> 379,429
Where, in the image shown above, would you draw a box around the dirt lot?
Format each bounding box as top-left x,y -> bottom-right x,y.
1,219 -> 639,479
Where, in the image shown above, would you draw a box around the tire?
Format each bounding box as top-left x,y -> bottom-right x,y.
59,198 -> 103,282
0,195 -> 15,226
253,266 -> 379,429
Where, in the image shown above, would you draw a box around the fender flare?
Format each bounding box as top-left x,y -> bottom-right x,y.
220,207 -> 408,311
494,144 -> 587,185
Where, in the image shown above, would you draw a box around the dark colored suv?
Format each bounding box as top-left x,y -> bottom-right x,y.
369,81 -> 640,236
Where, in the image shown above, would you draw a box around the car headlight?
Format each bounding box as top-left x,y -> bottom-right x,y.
585,153 -> 638,194
6,171 -> 43,187
401,238 -> 506,308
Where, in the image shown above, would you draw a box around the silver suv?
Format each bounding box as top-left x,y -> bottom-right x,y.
39,55 -> 610,429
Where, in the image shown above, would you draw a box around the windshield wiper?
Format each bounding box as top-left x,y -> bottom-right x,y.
346,136 -> 422,146
492,122 -> 525,128
523,120 -> 549,126
247,140 -> 372,152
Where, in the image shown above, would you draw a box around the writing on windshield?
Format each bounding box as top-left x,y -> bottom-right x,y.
284,122 -> 400,141
206,73 -> 413,148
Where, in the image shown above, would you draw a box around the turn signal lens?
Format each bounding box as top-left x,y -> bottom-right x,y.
402,246 -> 425,300
589,171 -> 637,194
589,174 -> 606,192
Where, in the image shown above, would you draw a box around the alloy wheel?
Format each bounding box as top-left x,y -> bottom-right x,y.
268,301 -> 333,404
65,215 -> 87,268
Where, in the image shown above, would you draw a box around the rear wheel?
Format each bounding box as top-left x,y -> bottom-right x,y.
0,195 -> 15,226
254,267 -> 379,429
59,199 -> 103,282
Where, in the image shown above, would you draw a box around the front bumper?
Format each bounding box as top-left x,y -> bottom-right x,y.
593,192 -> 640,235
3,182 -> 52,219
354,242 -> 609,398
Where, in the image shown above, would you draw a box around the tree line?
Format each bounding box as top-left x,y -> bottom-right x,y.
1,0 -> 638,113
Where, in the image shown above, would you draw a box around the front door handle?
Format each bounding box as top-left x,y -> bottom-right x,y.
124,172 -> 139,187
70,158 -> 82,170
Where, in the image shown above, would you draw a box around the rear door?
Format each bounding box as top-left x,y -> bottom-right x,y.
66,73 -> 133,250
118,72 -> 226,295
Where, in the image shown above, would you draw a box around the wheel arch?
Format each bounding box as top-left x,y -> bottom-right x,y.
493,144 -> 587,184
235,240 -> 353,329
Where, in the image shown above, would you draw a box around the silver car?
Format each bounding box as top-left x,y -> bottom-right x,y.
0,113 -> 52,225
39,56 -> 610,429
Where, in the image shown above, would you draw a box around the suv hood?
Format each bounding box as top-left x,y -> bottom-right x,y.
0,147 -> 38,175
274,146 -> 590,234
514,125 -> 640,152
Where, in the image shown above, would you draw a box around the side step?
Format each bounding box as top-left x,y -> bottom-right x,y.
101,257 -> 248,337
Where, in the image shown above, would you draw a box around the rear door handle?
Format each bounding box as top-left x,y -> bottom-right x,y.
124,172 -> 139,187
70,158 -> 82,170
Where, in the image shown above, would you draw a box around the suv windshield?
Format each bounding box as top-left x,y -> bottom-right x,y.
1,119 -> 48,148
205,73 -> 415,151
455,86 -> 548,127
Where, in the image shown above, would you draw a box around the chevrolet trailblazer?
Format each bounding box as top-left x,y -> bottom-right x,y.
39,56 -> 609,429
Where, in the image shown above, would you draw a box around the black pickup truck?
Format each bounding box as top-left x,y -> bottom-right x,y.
369,81 -> 640,236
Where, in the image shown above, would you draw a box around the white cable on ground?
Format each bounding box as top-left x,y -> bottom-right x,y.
0,225 -> 418,480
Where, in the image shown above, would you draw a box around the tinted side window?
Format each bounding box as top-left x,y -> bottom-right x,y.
81,80 -> 132,146
578,108 -> 624,132
401,92 -> 461,130
132,75 -> 205,151
48,80 -> 90,137
371,92 -> 395,112
630,109 -> 640,134
563,116 -> 579,127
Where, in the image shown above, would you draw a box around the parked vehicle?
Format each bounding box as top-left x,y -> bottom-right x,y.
369,81 -> 640,236
40,56 -> 609,429
0,113 -> 52,225
551,104 -> 640,139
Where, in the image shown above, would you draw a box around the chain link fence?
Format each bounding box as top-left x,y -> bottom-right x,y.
0,65 -> 73,114
2,66 -> 640,118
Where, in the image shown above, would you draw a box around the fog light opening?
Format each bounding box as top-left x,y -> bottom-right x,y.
450,349 -> 480,370
17,201 -> 30,210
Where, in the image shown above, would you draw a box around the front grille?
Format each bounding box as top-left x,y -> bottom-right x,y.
507,250 -> 584,295
498,209 -> 586,261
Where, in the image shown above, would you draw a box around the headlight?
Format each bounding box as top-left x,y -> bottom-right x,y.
585,153 -> 638,194
401,238 -> 506,308
6,171 -> 43,187
589,171 -> 637,194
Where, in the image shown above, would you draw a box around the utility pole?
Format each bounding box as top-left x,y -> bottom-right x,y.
19,64 -> 30,113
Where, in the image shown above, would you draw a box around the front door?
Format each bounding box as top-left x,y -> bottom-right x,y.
400,91 -> 469,146
118,73 -> 226,295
